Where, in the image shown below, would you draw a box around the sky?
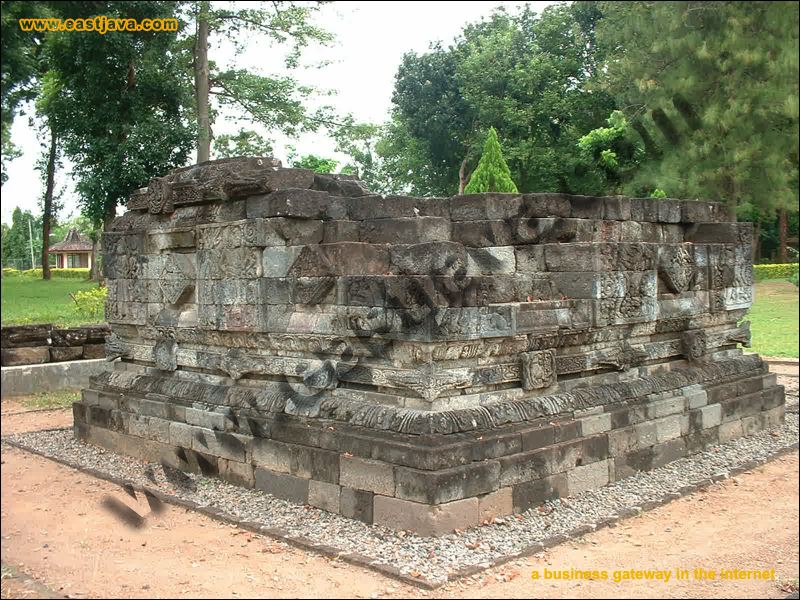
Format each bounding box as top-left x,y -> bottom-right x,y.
1,0 -> 556,226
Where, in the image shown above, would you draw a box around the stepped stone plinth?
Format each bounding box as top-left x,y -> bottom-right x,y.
74,156 -> 784,535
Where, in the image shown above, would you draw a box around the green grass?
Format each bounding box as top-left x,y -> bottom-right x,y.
748,280 -> 799,358
0,276 -> 104,327
19,389 -> 81,410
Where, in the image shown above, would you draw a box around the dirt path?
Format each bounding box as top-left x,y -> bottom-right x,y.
1,399 -> 798,599
0,399 -> 72,435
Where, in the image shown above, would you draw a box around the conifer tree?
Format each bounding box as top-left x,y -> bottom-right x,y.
463,128 -> 518,194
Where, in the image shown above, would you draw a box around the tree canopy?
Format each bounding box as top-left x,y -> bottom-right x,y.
595,1 -> 799,216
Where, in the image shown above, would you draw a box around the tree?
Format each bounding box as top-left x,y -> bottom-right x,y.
463,128 -> 518,193
40,1 -> 195,231
371,3 -> 615,196
1,207 -> 41,270
214,129 -> 273,158
38,124 -> 58,279
50,213 -> 95,245
0,1 -> 47,183
187,1 -> 335,162
575,110 -> 645,195
2,1 -> 63,278
388,43 -> 478,195
289,153 -> 337,173
332,121 -> 392,193
595,1 -> 799,222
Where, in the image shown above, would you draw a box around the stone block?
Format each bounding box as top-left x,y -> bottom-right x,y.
449,194 -> 522,221
290,445 -> 340,484
685,427 -> 719,454
340,456 -> 395,496
657,200 -> 682,223
308,480 -> 341,513
83,344 -> 106,359
763,405 -> 785,428
1,346 -> 50,366
359,217 -> 450,244
515,245 -> 546,273
373,495 -> 480,536
498,446 -> 554,486
686,390 -> 708,409
741,413 -> 766,436
609,422 -> 657,456
144,416 -> 172,444
254,468 -> 309,504
718,420 -> 743,443
580,413 -> 612,435
649,396 -> 685,418
521,193 -> 572,218
466,246 -> 516,276
520,425 -> 556,451
251,438 -> 292,473
603,196 -> 631,221
219,458 -> 255,488
512,473 -> 568,512
185,407 -> 231,432
340,488 -> 374,523
49,346 -> 84,362
477,487 -> 513,521
684,223 -> 739,244
191,428 -> 247,462
569,196 -> 604,219
246,188 -> 336,220
323,220 -> 360,243
262,246 -> 304,277
169,421 -> 194,448
453,220 -> 514,247
698,403 -> 722,429
567,458 -> 611,495
394,461 -> 500,504
654,415 -> 682,443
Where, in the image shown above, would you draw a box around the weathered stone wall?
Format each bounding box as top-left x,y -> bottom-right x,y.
73,157 -> 784,535
1,324 -> 109,366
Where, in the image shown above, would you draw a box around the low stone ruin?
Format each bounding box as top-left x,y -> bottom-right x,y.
73,157 -> 784,535
2,324 -> 109,366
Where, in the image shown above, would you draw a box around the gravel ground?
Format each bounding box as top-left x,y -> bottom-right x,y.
4,413 -> 799,585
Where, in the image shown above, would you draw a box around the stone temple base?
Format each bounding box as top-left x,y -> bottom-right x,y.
73,158 -> 785,535
75,352 -> 783,536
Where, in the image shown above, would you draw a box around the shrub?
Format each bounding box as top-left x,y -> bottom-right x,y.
71,286 -> 108,319
752,262 -> 799,282
8,268 -> 91,279
464,128 -> 518,194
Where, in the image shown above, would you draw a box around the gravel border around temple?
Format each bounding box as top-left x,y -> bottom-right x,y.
4,410 -> 798,588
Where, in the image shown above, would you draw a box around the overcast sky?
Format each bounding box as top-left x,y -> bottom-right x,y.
1,1 -> 556,226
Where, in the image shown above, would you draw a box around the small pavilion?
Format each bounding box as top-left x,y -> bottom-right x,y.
48,228 -> 93,269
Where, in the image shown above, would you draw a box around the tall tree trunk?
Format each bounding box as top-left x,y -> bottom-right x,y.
195,1 -> 211,163
41,126 -> 57,281
726,173 -> 738,223
93,204 -> 117,283
458,158 -> 470,195
778,207 -> 788,263
89,237 -> 99,281
753,220 -> 761,262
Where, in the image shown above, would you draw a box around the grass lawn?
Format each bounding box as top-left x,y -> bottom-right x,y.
0,276 -> 104,327
748,280 -> 799,358
18,389 -> 81,410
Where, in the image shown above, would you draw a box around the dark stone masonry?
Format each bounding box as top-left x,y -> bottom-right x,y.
73,156 -> 785,535
1,324 -> 109,366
